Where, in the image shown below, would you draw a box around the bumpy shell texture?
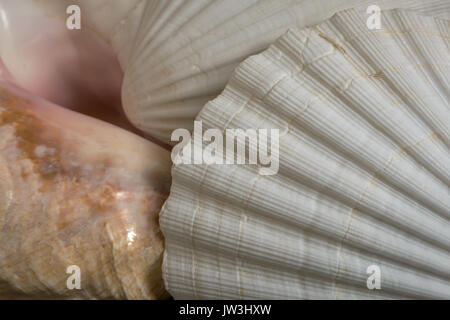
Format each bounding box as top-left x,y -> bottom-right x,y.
160,9 -> 450,299
0,81 -> 171,299
115,0 -> 450,144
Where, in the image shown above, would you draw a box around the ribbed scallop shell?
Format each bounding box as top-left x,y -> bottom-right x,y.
160,9 -> 450,299
115,0 -> 450,144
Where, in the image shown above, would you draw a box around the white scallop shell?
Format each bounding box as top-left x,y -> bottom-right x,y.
113,0 -> 450,144
160,9 -> 450,299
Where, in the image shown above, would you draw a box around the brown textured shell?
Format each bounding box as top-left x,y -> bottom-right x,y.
0,84 -> 171,299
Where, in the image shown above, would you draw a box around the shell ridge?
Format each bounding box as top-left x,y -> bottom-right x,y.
110,0 -> 147,62
123,0 -> 153,66
203,84 -> 450,236
190,164 -> 211,299
333,10 -> 450,149
390,10 -> 450,130
161,7 -> 450,299
332,147 -> 403,298
173,162 -> 450,277
139,0 -> 217,58
239,59 -> 450,218
133,0 -> 256,69
164,179 -> 450,298
139,0 -> 294,70
163,166 -> 450,298
307,13 -> 450,206
118,1 -> 450,144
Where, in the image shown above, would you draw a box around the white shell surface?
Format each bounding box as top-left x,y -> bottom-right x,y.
160,9 -> 450,299
115,0 -> 450,144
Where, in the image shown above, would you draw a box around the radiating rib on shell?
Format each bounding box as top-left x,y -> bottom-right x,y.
113,0 -> 450,144
160,9 -> 450,299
